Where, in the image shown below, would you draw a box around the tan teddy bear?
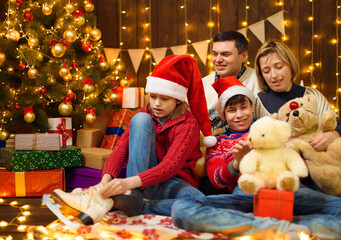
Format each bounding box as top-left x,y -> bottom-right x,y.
274,95 -> 341,196
238,116 -> 308,195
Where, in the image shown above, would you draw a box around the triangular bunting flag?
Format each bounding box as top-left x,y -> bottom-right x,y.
104,48 -> 120,64
170,44 -> 187,55
150,47 -> 167,64
267,10 -> 285,35
238,28 -> 248,38
248,20 -> 265,43
128,49 -> 145,73
192,40 -> 209,65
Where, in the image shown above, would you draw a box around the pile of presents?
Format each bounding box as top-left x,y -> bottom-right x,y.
0,87 -> 144,198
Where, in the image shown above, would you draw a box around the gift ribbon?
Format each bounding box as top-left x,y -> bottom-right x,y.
86,107 -> 96,116
15,172 -> 25,197
23,105 -> 33,114
82,76 -> 94,86
50,118 -> 73,146
74,10 -> 84,18
49,38 -> 69,49
105,127 -> 124,136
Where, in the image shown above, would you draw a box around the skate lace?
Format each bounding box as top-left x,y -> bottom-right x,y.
72,183 -> 104,196
80,185 -> 107,210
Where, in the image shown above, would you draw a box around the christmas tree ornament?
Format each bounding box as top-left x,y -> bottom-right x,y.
59,66 -> 70,77
99,60 -> 108,71
89,28 -> 101,41
65,3 -> 75,13
42,4 -> 53,15
120,78 -> 130,88
84,1 -> 94,12
81,41 -> 92,52
15,104 -> 21,110
63,73 -> 72,81
16,0 -> 23,5
0,51 -> 6,65
23,11 -> 34,22
68,91 -> 76,101
84,24 -> 92,34
71,61 -> 78,69
28,67 -> 38,79
40,87 -> 47,95
63,29 -> 77,43
8,29 -> 20,42
58,97 -> 73,116
0,130 -> 10,141
85,107 -> 96,124
23,106 -> 35,123
84,84 -> 94,93
18,62 -> 26,70
7,67 -> 14,74
109,92 -> 119,102
74,11 -> 85,25
51,43 -> 66,58
28,37 -> 39,48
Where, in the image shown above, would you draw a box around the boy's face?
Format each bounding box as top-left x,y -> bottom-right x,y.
224,98 -> 253,132
149,93 -> 178,118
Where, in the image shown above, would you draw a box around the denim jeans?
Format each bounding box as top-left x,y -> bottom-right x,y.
171,184 -> 341,239
127,112 -> 205,216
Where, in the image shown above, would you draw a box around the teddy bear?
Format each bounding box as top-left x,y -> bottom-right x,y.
237,116 -> 308,195
274,95 -> 341,196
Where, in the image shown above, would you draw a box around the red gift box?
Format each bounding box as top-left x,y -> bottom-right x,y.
100,109 -> 136,149
0,168 -> 64,197
253,189 -> 294,221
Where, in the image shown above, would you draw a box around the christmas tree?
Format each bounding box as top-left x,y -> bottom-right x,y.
0,0 -> 127,141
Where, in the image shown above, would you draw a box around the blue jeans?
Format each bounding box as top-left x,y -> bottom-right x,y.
127,113 -> 204,216
171,184 -> 341,239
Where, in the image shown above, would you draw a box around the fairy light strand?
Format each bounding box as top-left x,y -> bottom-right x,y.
310,0 -> 316,88
336,0 -> 340,113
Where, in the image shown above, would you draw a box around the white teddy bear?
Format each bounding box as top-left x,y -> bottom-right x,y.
237,116 -> 308,195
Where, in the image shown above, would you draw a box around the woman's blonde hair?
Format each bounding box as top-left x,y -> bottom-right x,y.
254,40 -> 300,92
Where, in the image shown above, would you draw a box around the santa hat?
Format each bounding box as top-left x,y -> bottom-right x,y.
212,76 -> 254,120
146,54 -> 216,147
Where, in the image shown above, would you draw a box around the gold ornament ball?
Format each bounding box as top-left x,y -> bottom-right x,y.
28,68 -> 38,79
51,43 -> 66,58
99,61 -> 109,71
120,79 -> 130,88
109,93 -> 119,102
65,3 -> 75,13
89,28 -> 102,41
58,102 -> 73,116
0,130 -> 10,141
63,29 -> 77,43
84,84 -> 94,93
0,52 -> 6,65
84,2 -> 94,12
8,30 -> 20,42
28,37 -> 39,48
42,4 -> 53,15
86,113 -> 96,124
63,73 -> 73,81
75,16 -> 85,26
24,112 -> 36,123
59,67 -> 70,77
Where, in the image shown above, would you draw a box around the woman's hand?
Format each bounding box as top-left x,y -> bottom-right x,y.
309,130 -> 339,151
100,176 -> 142,199
232,140 -> 252,171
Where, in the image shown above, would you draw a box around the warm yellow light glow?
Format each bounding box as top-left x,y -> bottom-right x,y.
246,5 -> 249,9
121,11 -> 126,14
314,62 -> 320,67
145,23 -> 149,27
338,88 -> 341,92
185,23 -> 188,27
241,21 -> 248,27
309,65 -> 314,71
313,34 -> 318,38
211,6 -> 216,10
331,39 -> 338,44
305,50 -> 312,55
10,201 -> 18,206
145,7 -> 149,10
308,16 -> 314,21
207,21 -> 214,27
180,5 -> 185,9
299,231 -> 310,240
187,39 -> 191,43
17,225 -> 27,231
311,84 -> 317,89
0,221 -> 8,227
121,26 -> 126,29
284,20 -> 289,25
18,216 -> 26,222
282,35 -> 288,41
278,1 -> 283,6
22,211 -> 30,216
145,37 -> 150,41
0,198 -> 4,203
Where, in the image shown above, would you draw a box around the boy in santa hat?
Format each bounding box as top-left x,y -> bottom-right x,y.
51,54 -> 216,225
205,76 -> 254,193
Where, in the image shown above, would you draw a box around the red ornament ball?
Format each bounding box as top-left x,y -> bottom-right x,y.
23,11 -> 33,22
81,41 -> 92,52
16,0 -> 23,5
40,87 -> 47,95
67,92 -> 77,102
18,62 -> 26,70
71,61 -> 78,69
289,101 -> 299,110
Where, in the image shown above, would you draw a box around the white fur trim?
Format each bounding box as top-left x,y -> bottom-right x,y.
145,76 -> 187,101
202,136 -> 217,147
218,85 -> 254,112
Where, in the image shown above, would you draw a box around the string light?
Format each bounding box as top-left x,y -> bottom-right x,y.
335,0 -> 340,113
242,0 -> 248,27
309,0 -> 316,89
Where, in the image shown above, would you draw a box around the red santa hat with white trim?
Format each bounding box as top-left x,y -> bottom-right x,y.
212,76 -> 254,120
145,54 -> 217,147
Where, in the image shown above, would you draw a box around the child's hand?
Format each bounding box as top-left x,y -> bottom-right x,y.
100,176 -> 142,199
232,140 -> 252,171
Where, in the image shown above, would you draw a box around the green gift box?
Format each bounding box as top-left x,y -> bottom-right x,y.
1,147 -> 82,172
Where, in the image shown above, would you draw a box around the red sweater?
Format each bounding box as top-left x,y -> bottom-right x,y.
102,104 -> 202,189
205,130 -> 249,193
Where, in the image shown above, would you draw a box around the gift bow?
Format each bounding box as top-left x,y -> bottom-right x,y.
56,118 -> 73,146
86,107 -> 96,116
49,38 -> 69,49
74,10 -> 84,18
23,105 -> 33,114
63,61 -> 70,68
99,55 -> 106,62
62,96 -> 72,103
82,76 -> 94,85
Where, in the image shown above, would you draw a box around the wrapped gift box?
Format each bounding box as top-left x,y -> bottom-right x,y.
65,165 -> 127,190
48,117 -> 73,146
122,87 -> 145,109
5,134 -> 15,149
15,133 -> 60,151
253,189 -> 294,221
0,140 -> 5,148
0,168 -> 64,197
2,146 -> 82,172
81,147 -> 112,170
76,128 -> 103,148
100,109 -> 136,149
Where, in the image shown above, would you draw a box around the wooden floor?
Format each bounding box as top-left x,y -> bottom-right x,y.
0,197 -> 57,239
